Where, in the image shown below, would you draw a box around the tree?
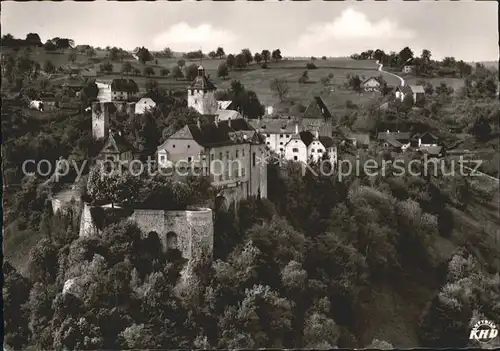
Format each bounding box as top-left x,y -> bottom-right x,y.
235,54 -> 247,70
162,47 -> 174,58
108,47 -> 121,61
399,46 -> 414,65
143,66 -> 155,76
226,54 -> 235,70
216,47 -> 225,59
44,40 -> 57,51
208,51 -> 217,59
136,47 -> 153,65
122,61 -> 133,75
348,75 -> 362,92
177,59 -> 186,68
270,78 -> 289,102
3,262 -> 32,349
172,66 -> 184,80
184,63 -> 199,81
261,50 -> 271,63
241,48 -> 253,65
25,33 -> 42,46
43,60 -> 56,74
160,68 -> 170,76
254,52 -> 263,64
272,49 -> 282,62
217,63 -> 229,79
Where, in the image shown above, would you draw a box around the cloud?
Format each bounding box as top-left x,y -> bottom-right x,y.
288,8 -> 415,57
153,22 -> 236,51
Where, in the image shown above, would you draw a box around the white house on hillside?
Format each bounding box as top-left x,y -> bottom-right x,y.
135,97 -> 156,115
361,77 -> 382,92
395,85 -> 425,104
307,130 -> 337,164
284,127 -> 311,162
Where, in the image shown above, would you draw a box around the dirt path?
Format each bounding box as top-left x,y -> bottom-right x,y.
377,60 -> 405,87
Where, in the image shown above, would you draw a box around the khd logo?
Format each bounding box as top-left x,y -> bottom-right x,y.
469,320 -> 498,344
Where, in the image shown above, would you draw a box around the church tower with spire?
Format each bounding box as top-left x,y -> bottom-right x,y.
187,65 -> 218,115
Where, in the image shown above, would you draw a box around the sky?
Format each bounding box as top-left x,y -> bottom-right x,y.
2,1 -> 498,62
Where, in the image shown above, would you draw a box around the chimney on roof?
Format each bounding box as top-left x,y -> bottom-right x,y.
214,115 -> 219,126
295,124 -> 299,135
387,130 -> 390,133
197,118 -> 201,129
315,129 -> 319,139
228,117 -> 232,128
118,130 -> 121,136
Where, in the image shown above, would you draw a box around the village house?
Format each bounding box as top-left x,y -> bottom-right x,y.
377,131 -> 411,151
135,97 -> 156,115
156,116 -> 267,206
96,130 -> 135,165
402,64 -> 415,74
307,130 -> 337,164
284,128 -> 312,163
395,85 -> 425,105
361,77 -> 383,92
283,127 -> 337,164
111,78 -> 139,101
251,119 -> 297,154
418,132 -> 439,148
333,127 -> 370,148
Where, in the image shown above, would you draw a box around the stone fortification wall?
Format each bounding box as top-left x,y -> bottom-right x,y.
79,204 -> 214,261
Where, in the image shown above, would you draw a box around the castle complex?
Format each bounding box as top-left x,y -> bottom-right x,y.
86,65 -> 268,268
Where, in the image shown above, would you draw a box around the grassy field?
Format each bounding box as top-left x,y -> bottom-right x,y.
4,47 -> 109,68
87,57 -> 393,110
405,77 -> 466,91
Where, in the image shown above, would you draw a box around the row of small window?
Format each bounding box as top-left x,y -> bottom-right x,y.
274,148 -> 324,153
266,134 -> 291,138
216,168 -> 246,182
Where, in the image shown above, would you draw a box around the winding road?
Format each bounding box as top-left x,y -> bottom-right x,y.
376,60 -> 405,87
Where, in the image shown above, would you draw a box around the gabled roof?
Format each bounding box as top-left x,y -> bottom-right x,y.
303,96 -> 332,120
217,101 -> 233,110
386,138 -> 402,148
100,132 -> 136,154
250,119 -> 297,134
362,76 -> 382,85
161,118 -> 261,149
299,131 -> 314,147
419,132 -> 439,141
419,145 -> 442,155
409,85 -> 425,94
111,79 -> 139,93
318,136 -> 335,148
377,131 -> 411,141
216,109 -> 240,121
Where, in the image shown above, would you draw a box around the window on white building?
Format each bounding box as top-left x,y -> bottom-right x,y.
294,156 -> 298,161
236,150 -> 239,158
280,142 -> 283,145
311,149 -> 315,152
293,148 -> 298,152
